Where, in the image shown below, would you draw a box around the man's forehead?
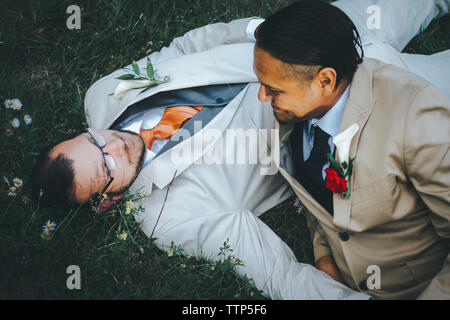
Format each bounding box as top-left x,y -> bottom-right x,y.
253,46 -> 286,86
50,134 -> 103,199
253,46 -> 267,74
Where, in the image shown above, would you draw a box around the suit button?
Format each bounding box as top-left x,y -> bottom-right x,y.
216,97 -> 224,103
359,280 -> 369,291
339,232 -> 349,241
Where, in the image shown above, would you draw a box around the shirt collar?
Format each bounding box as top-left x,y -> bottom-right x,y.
306,83 -> 350,139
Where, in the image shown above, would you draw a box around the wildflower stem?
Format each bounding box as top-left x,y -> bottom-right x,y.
120,207 -> 140,250
54,203 -> 83,236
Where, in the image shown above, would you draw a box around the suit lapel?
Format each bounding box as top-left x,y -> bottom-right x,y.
275,59 -> 378,230
332,59 -> 377,229
85,43 -> 257,130
129,85 -> 250,194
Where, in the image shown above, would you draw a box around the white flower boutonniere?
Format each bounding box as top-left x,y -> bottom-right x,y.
325,123 -> 359,199
113,58 -> 170,99
333,123 -> 359,164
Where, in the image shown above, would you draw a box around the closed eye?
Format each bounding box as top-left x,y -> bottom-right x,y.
263,84 -> 282,96
83,134 -> 109,179
267,88 -> 281,96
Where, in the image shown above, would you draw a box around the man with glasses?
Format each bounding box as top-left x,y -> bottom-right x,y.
30,0 -> 449,299
86,129 -> 116,195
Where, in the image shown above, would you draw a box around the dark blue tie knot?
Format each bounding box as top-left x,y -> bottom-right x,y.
307,126 -> 331,163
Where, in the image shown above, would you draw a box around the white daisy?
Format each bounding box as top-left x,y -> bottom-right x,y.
4,99 -> 14,109
10,118 -> 20,128
13,178 -> 23,188
43,220 -> 56,232
23,114 -> 32,125
8,186 -> 17,197
12,98 -> 22,111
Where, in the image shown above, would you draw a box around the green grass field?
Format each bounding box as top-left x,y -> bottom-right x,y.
0,0 -> 448,299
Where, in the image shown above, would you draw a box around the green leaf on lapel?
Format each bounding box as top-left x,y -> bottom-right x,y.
115,74 -> 135,80
139,87 -> 152,94
327,153 -> 345,177
132,60 -> 140,75
146,57 -> 154,79
347,158 -> 355,177
340,183 -> 351,199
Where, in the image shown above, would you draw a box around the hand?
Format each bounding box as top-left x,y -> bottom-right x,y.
316,255 -> 344,284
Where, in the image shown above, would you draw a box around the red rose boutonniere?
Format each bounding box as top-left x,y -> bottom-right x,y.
325,168 -> 347,193
325,124 -> 359,199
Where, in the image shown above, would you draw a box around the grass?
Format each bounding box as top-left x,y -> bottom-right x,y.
0,0 -> 448,299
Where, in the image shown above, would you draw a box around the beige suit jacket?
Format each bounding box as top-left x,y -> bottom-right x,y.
276,58 -> 450,299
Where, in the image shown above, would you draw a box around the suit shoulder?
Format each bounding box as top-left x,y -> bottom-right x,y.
361,58 -> 449,110
370,59 -> 432,92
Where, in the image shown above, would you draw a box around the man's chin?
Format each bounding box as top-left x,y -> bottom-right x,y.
114,129 -> 146,195
274,111 -> 295,123
273,111 -> 306,123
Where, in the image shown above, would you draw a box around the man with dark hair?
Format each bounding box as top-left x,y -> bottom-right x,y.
30,128 -> 146,210
30,0 -> 448,299
30,147 -> 76,208
253,0 -> 450,299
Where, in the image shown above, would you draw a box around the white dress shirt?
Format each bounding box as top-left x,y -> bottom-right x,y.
120,106 -> 169,167
303,84 -> 350,179
245,18 -> 265,41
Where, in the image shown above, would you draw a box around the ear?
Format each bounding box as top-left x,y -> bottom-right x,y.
98,194 -> 122,213
315,67 -> 337,95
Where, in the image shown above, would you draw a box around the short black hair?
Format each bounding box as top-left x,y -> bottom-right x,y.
255,0 -> 363,86
29,144 -> 78,209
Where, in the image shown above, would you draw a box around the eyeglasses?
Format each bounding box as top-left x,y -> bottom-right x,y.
87,128 -> 117,195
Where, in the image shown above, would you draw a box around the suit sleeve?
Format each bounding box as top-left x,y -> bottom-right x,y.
302,210 -> 332,263
312,222 -> 332,263
332,0 -> 449,51
150,208 -> 369,300
147,17 -> 255,64
404,85 -> 450,299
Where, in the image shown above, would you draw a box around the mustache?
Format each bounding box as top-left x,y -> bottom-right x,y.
108,130 -> 146,196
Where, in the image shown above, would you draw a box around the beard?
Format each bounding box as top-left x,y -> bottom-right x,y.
272,103 -> 325,123
273,107 -> 304,123
108,130 -> 146,196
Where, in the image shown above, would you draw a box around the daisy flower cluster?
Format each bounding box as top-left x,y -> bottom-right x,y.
3,176 -> 23,197
41,220 -> 57,240
4,98 -> 32,132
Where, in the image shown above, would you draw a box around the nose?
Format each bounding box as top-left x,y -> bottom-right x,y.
103,135 -> 125,156
257,84 -> 273,103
